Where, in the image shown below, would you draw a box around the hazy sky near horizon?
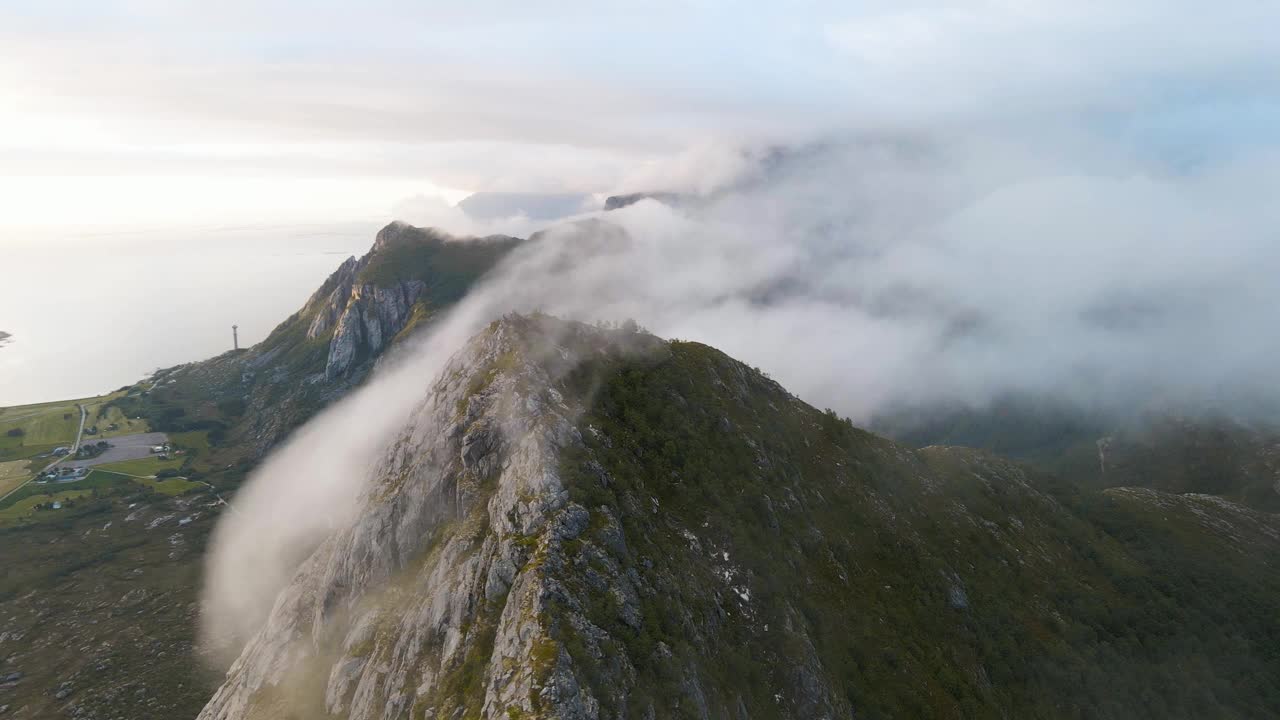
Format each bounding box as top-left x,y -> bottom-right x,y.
2,0 -> 1279,228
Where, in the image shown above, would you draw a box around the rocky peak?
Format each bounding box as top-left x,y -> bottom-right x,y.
303,256 -> 360,341
300,223 -> 521,382
321,278 -> 425,381
370,220 -> 445,255
200,315 -> 1280,720
199,315 -> 664,720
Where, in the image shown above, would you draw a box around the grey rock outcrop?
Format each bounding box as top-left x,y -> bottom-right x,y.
199,316 -> 661,720
195,313 -> 1280,720
304,256 -> 360,341
297,249 -> 425,382
323,279 -> 425,380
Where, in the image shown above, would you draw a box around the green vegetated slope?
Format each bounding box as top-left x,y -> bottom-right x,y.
1,209 -> 1275,720
0,398 -> 82,446
103,223 -> 522,468
195,317 -> 1280,720
357,224 -> 523,299
0,474 -> 218,719
877,398 -> 1280,513
0,422 -> 227,716
0,224 -> 523,719
549,340 -> 1280,719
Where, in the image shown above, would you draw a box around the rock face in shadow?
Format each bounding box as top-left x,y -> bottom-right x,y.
200,315 -> 1280,720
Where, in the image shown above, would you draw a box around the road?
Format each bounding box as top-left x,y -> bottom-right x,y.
0,404 -> 90,504
71,404 -> 87,452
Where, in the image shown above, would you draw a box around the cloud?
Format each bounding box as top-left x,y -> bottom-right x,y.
382,130 -> 1280,426
180,1 -> 1280,660
9,0 -> 1278,216
388,193 -> 591,239
201,127 -> 1280,658
823,1 -> 1280,116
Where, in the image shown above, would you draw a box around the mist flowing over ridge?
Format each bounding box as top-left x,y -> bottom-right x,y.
8,3 -> 1280,717
410,133 -> 1280,422
200,314 -> 1280,719
201,130 -> 1280,669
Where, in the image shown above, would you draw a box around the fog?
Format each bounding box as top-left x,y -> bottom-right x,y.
201,125 -> 1280,659
421,132 -> 1280,422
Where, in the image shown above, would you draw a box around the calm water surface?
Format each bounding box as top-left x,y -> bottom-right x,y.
0,223 -> 378,406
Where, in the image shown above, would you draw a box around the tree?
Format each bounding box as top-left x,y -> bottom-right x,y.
5,428 -> 22,437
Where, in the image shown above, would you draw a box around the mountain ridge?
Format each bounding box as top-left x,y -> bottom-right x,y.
198,314 -> 1280,720
3,220 -> 1279,719
108,223 -> 524,462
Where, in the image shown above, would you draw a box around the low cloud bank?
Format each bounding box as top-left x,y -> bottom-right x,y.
201,128 -> 1280,663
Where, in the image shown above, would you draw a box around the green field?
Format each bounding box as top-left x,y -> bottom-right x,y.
0,467 -> 204,523
0,392 -> 151,467
0,468 -> 130,517
0,398 -> 82,444
96,455 -> 186,477
133,476 -> 203,496
82,398 -> 150,439
0,459 -> 32,498
0,489 -> 94,522
169,430 -> 210,453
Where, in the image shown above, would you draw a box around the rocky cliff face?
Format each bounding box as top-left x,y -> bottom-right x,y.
200,315 -> 1280,720
200,316 -> 660,720
126,223 -> 524,461
303,253 -> 426,381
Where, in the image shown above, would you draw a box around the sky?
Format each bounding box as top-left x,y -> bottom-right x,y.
3,1 -> 1278,229
4,0 -> 1280,412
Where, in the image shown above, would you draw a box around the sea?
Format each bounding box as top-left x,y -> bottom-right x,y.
0,223 -> 379,406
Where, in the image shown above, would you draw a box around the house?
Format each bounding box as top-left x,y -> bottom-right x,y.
52,446 -> 70,457
53,466 -> 85,481
51,501 -> 62,510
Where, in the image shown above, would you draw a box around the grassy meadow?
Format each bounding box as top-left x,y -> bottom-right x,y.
97,455 -> 187,477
